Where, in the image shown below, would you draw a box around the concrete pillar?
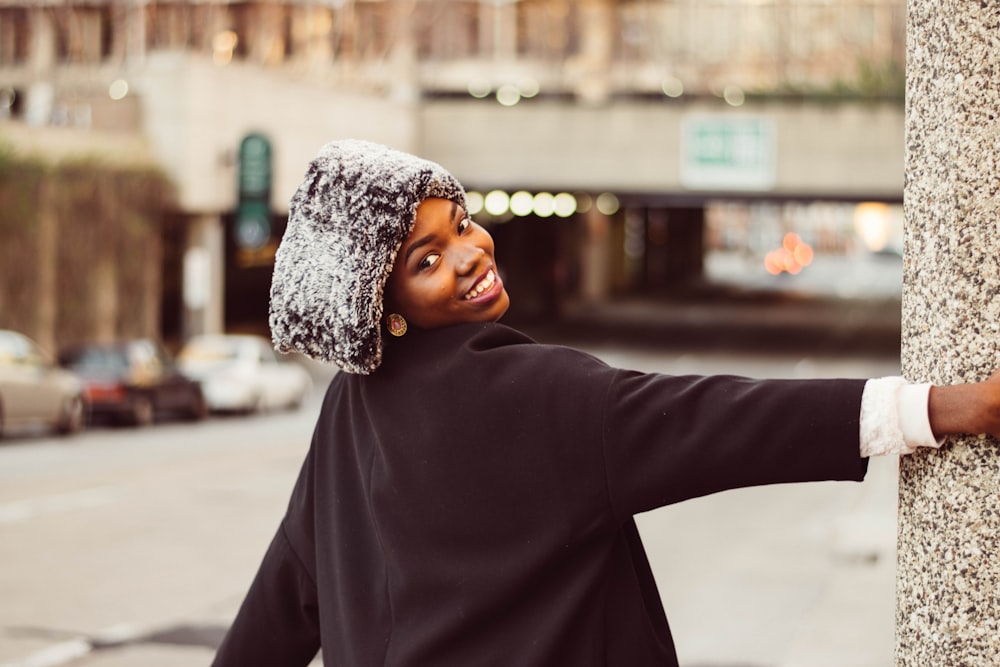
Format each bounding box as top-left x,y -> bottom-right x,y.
896,1 -> 1000,664
573,0 -> 613,104
579,208 -> 612,304
25,9 -> 55,127
182,215 -> 225,340
124,2 -> 146,65
386,1 -> 417,103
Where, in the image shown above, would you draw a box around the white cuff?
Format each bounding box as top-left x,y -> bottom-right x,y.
897,383 -> 941,450
859,378 -> 942,457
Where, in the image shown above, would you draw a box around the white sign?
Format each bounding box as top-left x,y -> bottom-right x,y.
681,115 -> 777,191
183,247 -> 211,309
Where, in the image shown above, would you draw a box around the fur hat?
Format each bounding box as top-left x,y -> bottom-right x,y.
269,139 -> 467,374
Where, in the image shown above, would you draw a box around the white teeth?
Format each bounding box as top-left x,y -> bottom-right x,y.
465,270 -> 495,299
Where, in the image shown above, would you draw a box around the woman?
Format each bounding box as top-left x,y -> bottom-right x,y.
213,140 -> 1000,667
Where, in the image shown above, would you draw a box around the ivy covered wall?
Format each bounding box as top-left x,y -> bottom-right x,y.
0,145 -> 175,354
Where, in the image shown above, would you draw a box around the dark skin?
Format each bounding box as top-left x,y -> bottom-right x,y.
930,375 -> 1000,441
388,198 -> 1000,447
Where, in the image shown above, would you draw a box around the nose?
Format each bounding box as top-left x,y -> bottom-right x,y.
450,241 -> 484,275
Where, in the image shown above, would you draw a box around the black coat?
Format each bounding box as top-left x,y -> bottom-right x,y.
213,323 -> 868,666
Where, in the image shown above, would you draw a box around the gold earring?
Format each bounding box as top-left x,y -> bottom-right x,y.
386,313 -> 408,337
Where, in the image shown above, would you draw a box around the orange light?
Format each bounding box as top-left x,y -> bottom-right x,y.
782,233 -> 802,252
793,243 -> 814,266
764,250 -> 783,275
765,235 -> 814,275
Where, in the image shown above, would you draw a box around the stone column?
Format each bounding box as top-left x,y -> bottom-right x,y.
896,1 -> 1000,664
182,215 -> 225,340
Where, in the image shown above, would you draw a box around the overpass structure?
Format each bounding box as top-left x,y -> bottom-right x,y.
421,99 -> 903,204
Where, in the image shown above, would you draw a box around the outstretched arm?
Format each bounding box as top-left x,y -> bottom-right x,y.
928,369 -> 1000,441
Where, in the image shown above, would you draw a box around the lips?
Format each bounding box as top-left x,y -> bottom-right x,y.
463,269 -> 500,301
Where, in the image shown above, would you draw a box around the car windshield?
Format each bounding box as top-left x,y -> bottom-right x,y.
61,347 -> 129,373
0,333 -> 22,363
179,338 -> 244,361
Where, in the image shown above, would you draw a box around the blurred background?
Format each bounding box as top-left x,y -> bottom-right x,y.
0,2 -> 908,666
0,0 -> 905,353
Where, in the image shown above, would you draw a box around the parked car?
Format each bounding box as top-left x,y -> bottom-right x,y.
0,330 -> 87,437
58,339 -> 206,426
178,334 -> 312,414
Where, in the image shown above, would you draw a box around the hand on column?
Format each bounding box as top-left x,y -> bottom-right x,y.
928,368 -> 1000,441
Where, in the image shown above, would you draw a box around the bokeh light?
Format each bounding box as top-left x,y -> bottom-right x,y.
108,79 -> 129,100
468,80 -> 491,99
518,78 -> 540,98
723,85 -> 745,107
854,202 -> 891,252
596,192 -> 620,216
465,191 -> 484,215
496,84 -> 521,107
765,232 -> 814,275
484,190 -> 510,216
661,76 -> 684,98
532,192 -> 555,217
553,193 -> 577,217
509,191 -> 534,216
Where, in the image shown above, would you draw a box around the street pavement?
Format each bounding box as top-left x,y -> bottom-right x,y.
0,296 -> 906,667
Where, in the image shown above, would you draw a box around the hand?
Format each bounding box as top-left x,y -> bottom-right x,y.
928,368 -> 1000,441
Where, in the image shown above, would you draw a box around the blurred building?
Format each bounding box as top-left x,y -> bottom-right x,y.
0,0 -> 906,341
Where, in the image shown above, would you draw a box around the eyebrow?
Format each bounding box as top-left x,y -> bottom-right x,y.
403,202 -> 461,265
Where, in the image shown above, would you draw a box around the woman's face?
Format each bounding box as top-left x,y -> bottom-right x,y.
385,197 -> 509,330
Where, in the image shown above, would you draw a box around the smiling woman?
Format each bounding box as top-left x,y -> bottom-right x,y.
213,140 -> 1000,667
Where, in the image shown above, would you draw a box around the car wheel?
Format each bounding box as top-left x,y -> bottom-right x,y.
57,395 -> 86,435
129,395 -> 155,427
244,394 -> 263,416
288,389 -> 306,411
187,391 -> 208,421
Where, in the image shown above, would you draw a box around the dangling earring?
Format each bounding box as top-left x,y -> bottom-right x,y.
386,313 -> 408,337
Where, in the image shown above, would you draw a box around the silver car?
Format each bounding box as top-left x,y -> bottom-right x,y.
0,330 -> 87,437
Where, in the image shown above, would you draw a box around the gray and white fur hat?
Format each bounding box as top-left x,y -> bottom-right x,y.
269,139 -> 467,374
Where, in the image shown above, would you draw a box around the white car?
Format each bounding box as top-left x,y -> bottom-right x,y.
178,334 -> 312,414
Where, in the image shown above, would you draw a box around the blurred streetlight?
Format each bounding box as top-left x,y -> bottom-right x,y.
108,79 -> 129,100
854,202 -> 891,252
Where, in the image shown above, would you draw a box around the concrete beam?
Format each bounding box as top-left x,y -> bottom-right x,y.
419,99 -> 903,202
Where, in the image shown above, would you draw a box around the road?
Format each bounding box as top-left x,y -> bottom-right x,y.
0,347 -> 902,667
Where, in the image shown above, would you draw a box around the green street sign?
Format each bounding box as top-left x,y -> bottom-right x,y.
236,201 -> 271,251
238,133 -> 272,199
236,133 -> 272,250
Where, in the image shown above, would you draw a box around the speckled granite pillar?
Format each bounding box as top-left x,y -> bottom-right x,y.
897,1 -> 1000,664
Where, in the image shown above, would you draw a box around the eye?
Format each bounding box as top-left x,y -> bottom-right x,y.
458,217 -> 471,233
419,253 -> 441,270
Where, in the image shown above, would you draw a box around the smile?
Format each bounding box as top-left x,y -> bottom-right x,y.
463,269 -> 498,300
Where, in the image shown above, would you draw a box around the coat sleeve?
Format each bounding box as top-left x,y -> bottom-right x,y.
601,371 -> 870,519
211,521 -> 321,667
